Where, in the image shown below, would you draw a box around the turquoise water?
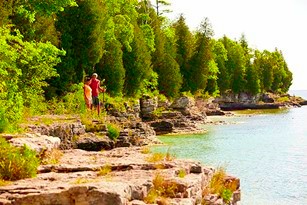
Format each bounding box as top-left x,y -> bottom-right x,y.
153,91 -> 307,205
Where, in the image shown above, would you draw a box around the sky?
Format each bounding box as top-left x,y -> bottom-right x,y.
163,0 -> 307,90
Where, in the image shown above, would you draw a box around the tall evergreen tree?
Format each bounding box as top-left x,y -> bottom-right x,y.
240,35 -> 260,94
150,7 -> 182,97
173,15 -> 193,91
123,23 -> 152,97
221,36 -> 246,94
271,49 -> 293,93
259,50 -> 274,92
97,39 -> 125,96
51,0 -> 106,96
189,17 -> 215,93
214,40 -> 229,94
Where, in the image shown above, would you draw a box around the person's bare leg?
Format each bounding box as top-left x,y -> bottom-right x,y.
97,104 -> 100,115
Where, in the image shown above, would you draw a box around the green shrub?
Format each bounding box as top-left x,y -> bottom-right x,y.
276,96 -> 289,103
221,188 -> 233,203
107,123 -> 120,140
152,107 -> 165,118
47,83 -> 86,115
208,166 -> 234,203
0,120 -> 8,133
0,137 -> 40,180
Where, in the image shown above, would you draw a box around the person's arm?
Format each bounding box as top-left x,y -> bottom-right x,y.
98,81 -> 106,92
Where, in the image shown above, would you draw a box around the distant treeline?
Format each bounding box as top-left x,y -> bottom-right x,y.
0,0 -> 292,127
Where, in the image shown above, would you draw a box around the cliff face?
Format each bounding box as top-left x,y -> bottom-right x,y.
215,92 -> 307,111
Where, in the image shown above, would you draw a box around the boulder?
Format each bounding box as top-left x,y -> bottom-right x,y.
261,93 -> 275,103
171,97 -> 195,109
8,133 -> 61,153
26,122 -> 86,149
150,120 -> 174,135
75,133 -> 114,151
140,96 -> 158,120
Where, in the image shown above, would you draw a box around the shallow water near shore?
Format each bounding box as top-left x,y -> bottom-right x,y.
153,91 -> 307,205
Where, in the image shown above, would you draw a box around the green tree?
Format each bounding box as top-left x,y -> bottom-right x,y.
150,7 -> 182,97
0,0 -> 13,27
221,36 -> 246,94
7,0 -> 77,43
97,39 -> 125,96
0,27 -> 64,130
51,0 -> 106,96
189,17 -> 215,93
173,15 -> 193,91
255,50 -> 274,92
239,35 -> 260,94
214,40 -> 229,94
123,23 -> 152,97
153,0 -> 172,16
271,49 -> 292,93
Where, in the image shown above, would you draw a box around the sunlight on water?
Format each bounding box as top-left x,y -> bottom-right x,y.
153,91 -> 307,205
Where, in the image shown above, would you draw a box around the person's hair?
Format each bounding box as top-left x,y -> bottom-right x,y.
85,76 -> 91,82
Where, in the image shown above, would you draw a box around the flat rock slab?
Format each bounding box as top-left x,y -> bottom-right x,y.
0,147 -> 239,205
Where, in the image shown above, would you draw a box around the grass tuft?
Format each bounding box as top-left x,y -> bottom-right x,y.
144,173 -> 180,203
40,149 -> 63,165
146,153 -> 165,163
204,166 -> 234,203
0,137 -> 40,181
141,146 -> 151,154
97,164 -> 112,176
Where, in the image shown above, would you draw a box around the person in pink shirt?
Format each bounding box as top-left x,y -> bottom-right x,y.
89,73 -> 105,115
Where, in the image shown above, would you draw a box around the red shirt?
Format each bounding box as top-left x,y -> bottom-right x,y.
89,78 -> 100,97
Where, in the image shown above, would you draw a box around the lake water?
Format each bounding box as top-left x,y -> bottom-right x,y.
154,91 -> 307,205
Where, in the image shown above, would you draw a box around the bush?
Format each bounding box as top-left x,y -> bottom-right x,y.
221,188 -> 233,203
107,123 -> 120,140
47,83 -> 86,115
208,166 -> 234,203
144,173 -> 179,203
0,137 -> 40,180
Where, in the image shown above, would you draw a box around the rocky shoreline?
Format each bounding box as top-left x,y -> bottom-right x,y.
0,92 -> 306,205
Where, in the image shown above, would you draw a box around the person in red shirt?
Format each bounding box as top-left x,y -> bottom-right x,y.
89,73 -> 105,115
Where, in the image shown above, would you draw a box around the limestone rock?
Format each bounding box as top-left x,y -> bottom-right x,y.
171,97 -> 195,109
75,133 -> 114,151
149,120 -> 174,135
8,133 -> 60,153
26,122 -> 85,149
140,96 -> 158,120
0,147 -> 241,205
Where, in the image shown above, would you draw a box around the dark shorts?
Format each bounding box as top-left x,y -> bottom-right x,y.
92,96 -> 100,106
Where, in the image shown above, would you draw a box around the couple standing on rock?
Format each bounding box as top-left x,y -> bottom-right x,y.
84,73 -> 106,115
